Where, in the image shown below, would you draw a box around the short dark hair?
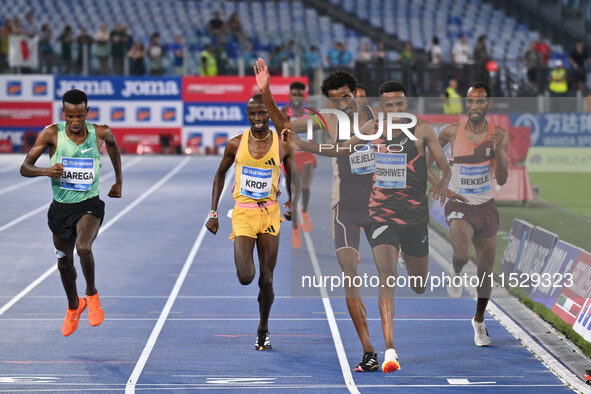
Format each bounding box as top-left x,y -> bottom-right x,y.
321,70 -> 357,97
468,82 -> 491,97
378,81 -> 407,96
62,89 -> 88,106
356,84 -> 366,92
290,81 -> 306,91
248,93 -> 264,103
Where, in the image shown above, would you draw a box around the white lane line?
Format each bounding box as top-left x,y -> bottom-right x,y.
0,317 -> 498,322
125,167 -> 234,394
428,242 -> 587,393
0,177 -> 44,196
0,156 -> 143,234
0,157 -> 190,318
302,232 -> 359,394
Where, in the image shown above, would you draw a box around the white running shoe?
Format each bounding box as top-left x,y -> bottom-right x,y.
471,318 -> 491,346
446,266 -> 463,298
381,348 -> 401,373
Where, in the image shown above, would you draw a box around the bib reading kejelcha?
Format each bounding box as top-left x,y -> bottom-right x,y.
51,122 -> 101,203
349,144 -> 375,175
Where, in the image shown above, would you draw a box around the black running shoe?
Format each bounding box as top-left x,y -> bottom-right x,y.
255,331 -> 272,350
353,352 -> 379,372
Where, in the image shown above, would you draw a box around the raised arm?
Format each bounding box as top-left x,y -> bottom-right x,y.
254,58 -> 291,132
205,136 -> 240,234
421,123 -> 452,205
96,125 -> 122,198
20,125 -> 62,179
490,126 -> 509,186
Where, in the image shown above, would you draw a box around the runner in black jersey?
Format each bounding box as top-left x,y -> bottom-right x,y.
254,60 -> 387,373
285,81 -> 457,373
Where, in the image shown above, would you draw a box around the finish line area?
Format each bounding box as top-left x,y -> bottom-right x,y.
0,154 -> 581,392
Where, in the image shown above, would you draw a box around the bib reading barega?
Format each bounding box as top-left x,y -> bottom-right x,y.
60,157 -> 95,191
375,153 -> 406,189
240,165 -> 272,199
459,163 -> 491,194
349,144 -> 375,175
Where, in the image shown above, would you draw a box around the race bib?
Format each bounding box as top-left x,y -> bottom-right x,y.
60,157 -> 95,191
240,165 -> 272,199
459,163 -> 491,194
375,153 -> 406,189
349,145 -> 375,175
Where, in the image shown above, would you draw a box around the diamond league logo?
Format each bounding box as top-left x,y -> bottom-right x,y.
514,113 -> 540,145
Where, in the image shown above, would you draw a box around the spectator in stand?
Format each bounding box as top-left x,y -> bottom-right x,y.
535,35 -> 551,66
214,39 -> 231,75
172,34 -> 185,76
200,44 -> 218,76
568,40 -> 590,92
127,40 -> 145,76
452,34 -> 472,92
302,44 -> 320,92
39,24 -> 53,74
549,59 -> 569,112
147,32 -> 164,76
328,41 -> 352,71
523,41 -> 542,85
452,34 -> 471,66
355,42 -> 373,87
374,42 -> 386,66
123,25 -> 133,51
427,36 -> 443,93
208,11 -> 226,43
12,18 -> 23,35
270,44 -> 289,75
327,41 -> 341,71
94,23 -> 110,75
227,12 -> 246,44
357,42 -> 372,63
22,12 -> 37,38
110,23 -> 127,75
0,20 -> 13,73
58,25 -> 74,74
76,27 -> 93,74
400,41 -> 415,92
442,78 -> 463,114
243,41 -> 258,75
473,35 -> 489,81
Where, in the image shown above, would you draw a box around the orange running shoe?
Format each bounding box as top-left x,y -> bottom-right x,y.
87,293 -> 104,327
62,297 -> 87,337
382,348 -> 401,373
292,226 -> 302,249
301,211 -> 313,232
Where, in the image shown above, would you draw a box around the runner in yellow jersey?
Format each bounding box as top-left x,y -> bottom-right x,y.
206,94 -> 295,350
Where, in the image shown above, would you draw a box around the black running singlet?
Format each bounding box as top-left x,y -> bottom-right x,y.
369,126 -> 429,225
333,105 -> 375,211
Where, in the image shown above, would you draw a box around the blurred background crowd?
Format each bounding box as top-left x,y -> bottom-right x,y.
1,0 -> 590,100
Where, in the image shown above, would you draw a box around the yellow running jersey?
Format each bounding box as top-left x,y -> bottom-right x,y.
232,129 -> 281,204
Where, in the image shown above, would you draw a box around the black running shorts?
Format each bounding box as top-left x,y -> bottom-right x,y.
332,204 -> 373,254
47,196 -> 105,240
367,222 -> 429,258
